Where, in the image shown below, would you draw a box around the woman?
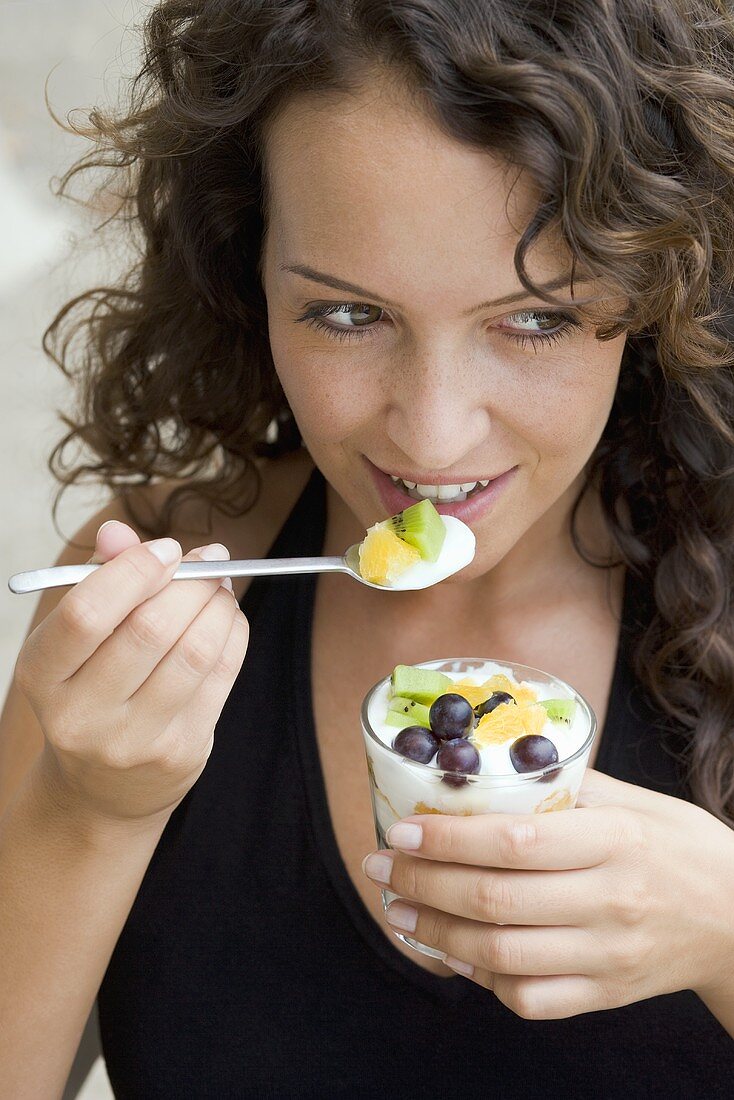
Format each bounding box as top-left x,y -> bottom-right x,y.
1,0 -> 733,1095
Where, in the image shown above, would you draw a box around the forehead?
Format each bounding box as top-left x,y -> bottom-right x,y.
261,77 -> 574,297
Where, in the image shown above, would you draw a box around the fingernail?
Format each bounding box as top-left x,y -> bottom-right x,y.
386,822 -> 422,850
361,852 -> 393,885
97,520 -> 120,538
444,956 -> 474,978
147,538 -> 181,565
199,543 -> 229,561
221,576 -> 234,592
385,902 -> 417,932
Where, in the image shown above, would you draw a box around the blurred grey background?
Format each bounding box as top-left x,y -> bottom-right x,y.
0,2 -> 151,1095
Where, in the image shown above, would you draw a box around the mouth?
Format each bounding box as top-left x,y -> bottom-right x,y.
385,475 -> 490,504
364,458 -> 518,522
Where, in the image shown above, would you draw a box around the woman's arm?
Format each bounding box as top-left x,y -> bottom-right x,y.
0,755 -> 169,1100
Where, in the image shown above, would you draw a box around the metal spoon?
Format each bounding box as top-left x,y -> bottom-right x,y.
7,544 -> 399,595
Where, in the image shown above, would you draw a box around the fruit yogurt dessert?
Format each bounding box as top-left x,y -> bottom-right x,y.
360,658 -> 597,957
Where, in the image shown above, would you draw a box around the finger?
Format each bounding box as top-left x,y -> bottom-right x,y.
439,961 -> 606,1021
385,806 -> 620,870
366,852 -> 596,925
489,973 -> 609,1019
28,537 -> 183,685
386,905 -> 599,976
73,544 -> 232,705
127,584 -> 241,728
89,520 -> 141,562
160,603 -> 250,733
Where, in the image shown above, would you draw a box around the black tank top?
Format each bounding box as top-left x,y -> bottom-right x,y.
97,466 -> 733,1097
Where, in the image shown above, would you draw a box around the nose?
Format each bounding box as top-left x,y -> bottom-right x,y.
384,345 -> 491,473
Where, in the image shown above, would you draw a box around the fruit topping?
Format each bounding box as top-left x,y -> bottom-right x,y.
482,673 -> 538,707
393,725 -> 441,763
473,700 -> 549,747
539,698 -> 577,725
386,696 -> 432,729
428,693 -> 475,740
509,734 -> 560,776
390,665 -> 452,705
436,738 -> 481,787
473,690 -> 517,721
385,498 -> 446,562
358,526 -> 421,585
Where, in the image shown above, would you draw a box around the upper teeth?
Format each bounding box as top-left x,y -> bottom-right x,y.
389,475 -> 490,500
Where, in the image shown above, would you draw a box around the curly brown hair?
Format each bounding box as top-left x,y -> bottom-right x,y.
43,0 -> 734,824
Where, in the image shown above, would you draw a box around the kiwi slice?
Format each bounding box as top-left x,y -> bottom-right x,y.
386,696 -> 432,729
539,698 -> 577,725
385,499 -> 446,562
390,664 -> 452,705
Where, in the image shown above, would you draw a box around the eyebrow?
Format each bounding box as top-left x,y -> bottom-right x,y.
281,263 -> 592,315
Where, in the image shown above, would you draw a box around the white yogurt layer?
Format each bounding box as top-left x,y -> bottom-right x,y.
385,516 -> 476,589
363,659 -> 595,825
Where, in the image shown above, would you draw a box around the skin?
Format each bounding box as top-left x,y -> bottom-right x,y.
253,71 -> 734,1028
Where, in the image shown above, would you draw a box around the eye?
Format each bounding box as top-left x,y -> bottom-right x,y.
294,302 -> 384,342
500,309 -> 583,351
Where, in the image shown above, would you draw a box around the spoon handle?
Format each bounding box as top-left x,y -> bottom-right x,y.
7,556 -> 349,594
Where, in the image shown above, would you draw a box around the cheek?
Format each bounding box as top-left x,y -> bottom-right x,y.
269,335 -> 382,443
506,352 -> 621,465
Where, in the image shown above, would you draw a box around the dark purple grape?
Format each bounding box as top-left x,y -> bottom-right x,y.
509,734 -> 559,780
473,691 -> 516,722
393,725 -> 440,764
429,693 -> 474,740
436,738 -> 481,787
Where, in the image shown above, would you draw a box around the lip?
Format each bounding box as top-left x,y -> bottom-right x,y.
364,457 -> 518,523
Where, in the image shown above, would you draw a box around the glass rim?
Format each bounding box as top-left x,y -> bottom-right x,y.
360,656 -> 598,784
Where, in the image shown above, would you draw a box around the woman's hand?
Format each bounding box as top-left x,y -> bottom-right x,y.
15,521 -> 249,828
362,770 -> 734,1022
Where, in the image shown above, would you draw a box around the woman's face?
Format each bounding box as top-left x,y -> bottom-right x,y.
260,78 -> 627,579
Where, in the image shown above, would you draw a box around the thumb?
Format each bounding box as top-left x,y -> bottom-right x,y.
87,519 -> 142,564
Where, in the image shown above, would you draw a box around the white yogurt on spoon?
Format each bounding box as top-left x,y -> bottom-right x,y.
381,515 -> 476,589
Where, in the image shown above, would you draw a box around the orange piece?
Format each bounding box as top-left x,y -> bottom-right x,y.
358,525 -> 420,585
452,680 -> 489,708
473,702 -> 548,747
521,703 -> 548,737
474,702 -> 527,746
481,673 -> 538,707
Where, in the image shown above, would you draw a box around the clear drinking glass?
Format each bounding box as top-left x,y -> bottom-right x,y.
360,657 -> 597,959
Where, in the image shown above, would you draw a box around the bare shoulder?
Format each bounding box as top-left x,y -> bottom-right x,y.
0,449 -> 314,815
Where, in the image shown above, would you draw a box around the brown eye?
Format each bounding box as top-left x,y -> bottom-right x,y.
319,303 -> 383,327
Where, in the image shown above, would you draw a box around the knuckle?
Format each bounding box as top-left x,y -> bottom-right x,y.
215,630 -> 248,679
418,908 -> 448,951
116,552 -> 156,588
475,872 -> 514,922
127,605 -> 170,651
498,819 -> 538,865
608,876 -> 648,927
611,933 -> 644,975
58,591 -> 102,639
434,815 -> 460,860
14,650 -> 37,695
396,858 -> 421,901
481,929 -> 523,974
178,625 -> 223,675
